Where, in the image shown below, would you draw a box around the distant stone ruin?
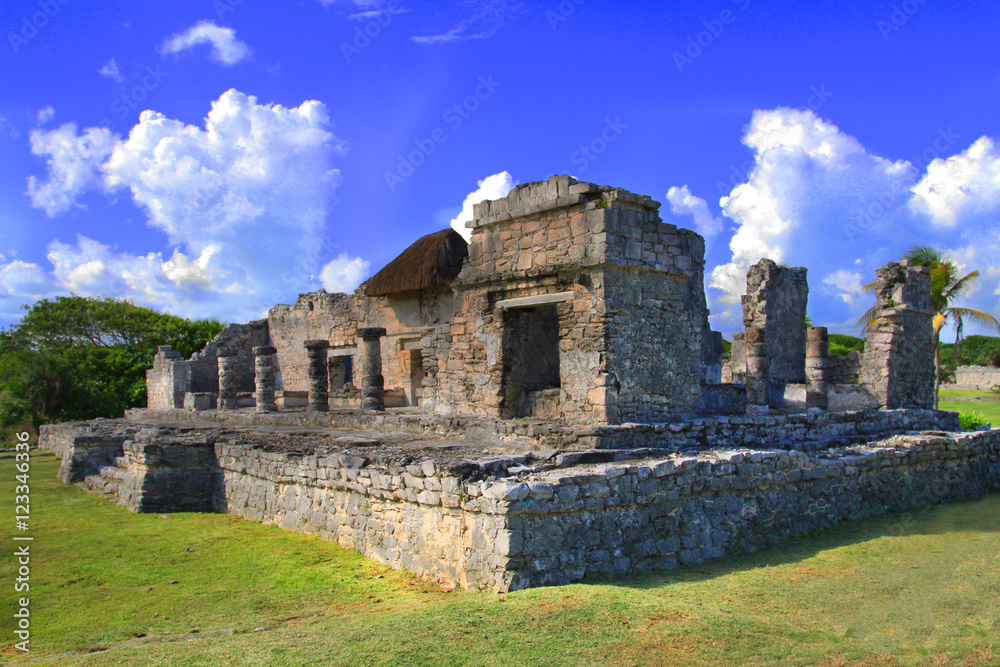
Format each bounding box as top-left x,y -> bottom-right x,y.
42,175 -> 992,593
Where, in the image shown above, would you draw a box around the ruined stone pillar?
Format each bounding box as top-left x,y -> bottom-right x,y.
254,346 -> 277,413
730,332 -> 746,384
861,261 -> 935,409
304,340 -> 330,412
745,327 -> 770,416
357,327 -> 387,412
217,352 -> 239,410
805,327 -> 829,410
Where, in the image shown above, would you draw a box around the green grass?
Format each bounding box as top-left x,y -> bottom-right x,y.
939,401 -> 1000,428
3,454 -> 1000,666
939,389 -> 999,399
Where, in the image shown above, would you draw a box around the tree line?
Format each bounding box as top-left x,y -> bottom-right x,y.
0,296 -> 222,436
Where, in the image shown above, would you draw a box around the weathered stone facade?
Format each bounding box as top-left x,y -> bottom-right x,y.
143,176 -> 934,426
862,260 -> 936,409
436,176 -> 709,424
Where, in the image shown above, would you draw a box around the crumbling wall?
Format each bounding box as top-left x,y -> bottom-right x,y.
269,291 -> 359,393
145,347 -> 189,409
267,289 -> 453,408
145,323 -> 269,410
862,261 -> 936,409
742,259 -> 808,388
188,321 -> 269,394
828,351 -> 863,384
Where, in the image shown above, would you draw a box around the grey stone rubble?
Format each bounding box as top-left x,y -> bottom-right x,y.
42,175 -> 978,592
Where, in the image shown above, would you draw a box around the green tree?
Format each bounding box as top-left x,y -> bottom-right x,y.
0,295 -> 223,434
860,247 -> 1000,408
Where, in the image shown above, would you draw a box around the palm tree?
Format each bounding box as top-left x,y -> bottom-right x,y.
859,246 -> 1000,408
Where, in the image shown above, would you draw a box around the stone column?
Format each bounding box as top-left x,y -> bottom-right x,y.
730,332 -> 746,384
357,327 -> 387,412
805,327 -> 829,410
304,340 -> 330,412
217,352 -> 239,410
745,326 -> 770,416
254,346 -> 277,413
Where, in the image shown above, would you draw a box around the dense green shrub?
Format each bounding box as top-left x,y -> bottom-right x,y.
959,411 -> 989,430
0,296 -> 222,433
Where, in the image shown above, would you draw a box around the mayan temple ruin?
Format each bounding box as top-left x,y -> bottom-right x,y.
41,175 -> 1000,592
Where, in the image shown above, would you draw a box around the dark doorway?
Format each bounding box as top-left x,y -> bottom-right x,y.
500,304 -> 561,418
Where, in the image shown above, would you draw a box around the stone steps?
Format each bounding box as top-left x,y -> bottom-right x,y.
81,457 -> 128,499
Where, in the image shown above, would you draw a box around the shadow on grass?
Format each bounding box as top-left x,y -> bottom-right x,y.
600,490 -> 1000,592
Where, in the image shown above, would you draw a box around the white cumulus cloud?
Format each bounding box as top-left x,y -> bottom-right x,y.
320,253 -> 370,293
666,185 -> 724,240
11,89 -> 366,323
910,136 -> 1000,227
449,171 -> 515,241
26,123 -> 118,216
161,21 -> 252,66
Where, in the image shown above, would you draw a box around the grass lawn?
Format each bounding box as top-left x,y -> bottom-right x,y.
2,453 -> 1000,666
938,401 -> 1000,428
939,390 -> 999,399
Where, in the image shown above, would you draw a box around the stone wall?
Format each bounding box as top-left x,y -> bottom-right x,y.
439,175 -> 709,424
952,366 -> 1000,391
45,417 -> 999,592
828,351 -> 863,385
499,429 -> 1000,589
742,259 -> 808,387
268,290 -> 358,394
862,261 -> 936,409
117,429 -> 224,513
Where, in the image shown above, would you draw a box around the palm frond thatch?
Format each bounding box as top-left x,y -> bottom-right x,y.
364,229 -> 469,297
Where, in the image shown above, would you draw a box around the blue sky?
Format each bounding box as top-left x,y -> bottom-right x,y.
2,0 -> 1000,339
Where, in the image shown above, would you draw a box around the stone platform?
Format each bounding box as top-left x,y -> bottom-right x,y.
40,407 -> 1000,593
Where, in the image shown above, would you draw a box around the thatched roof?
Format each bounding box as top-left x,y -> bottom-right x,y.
364,229 -> 469,297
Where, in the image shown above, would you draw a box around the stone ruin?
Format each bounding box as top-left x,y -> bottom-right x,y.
42,175 -> 999,592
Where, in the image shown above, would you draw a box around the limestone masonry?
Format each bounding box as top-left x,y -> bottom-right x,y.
42,175 -> 991,592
